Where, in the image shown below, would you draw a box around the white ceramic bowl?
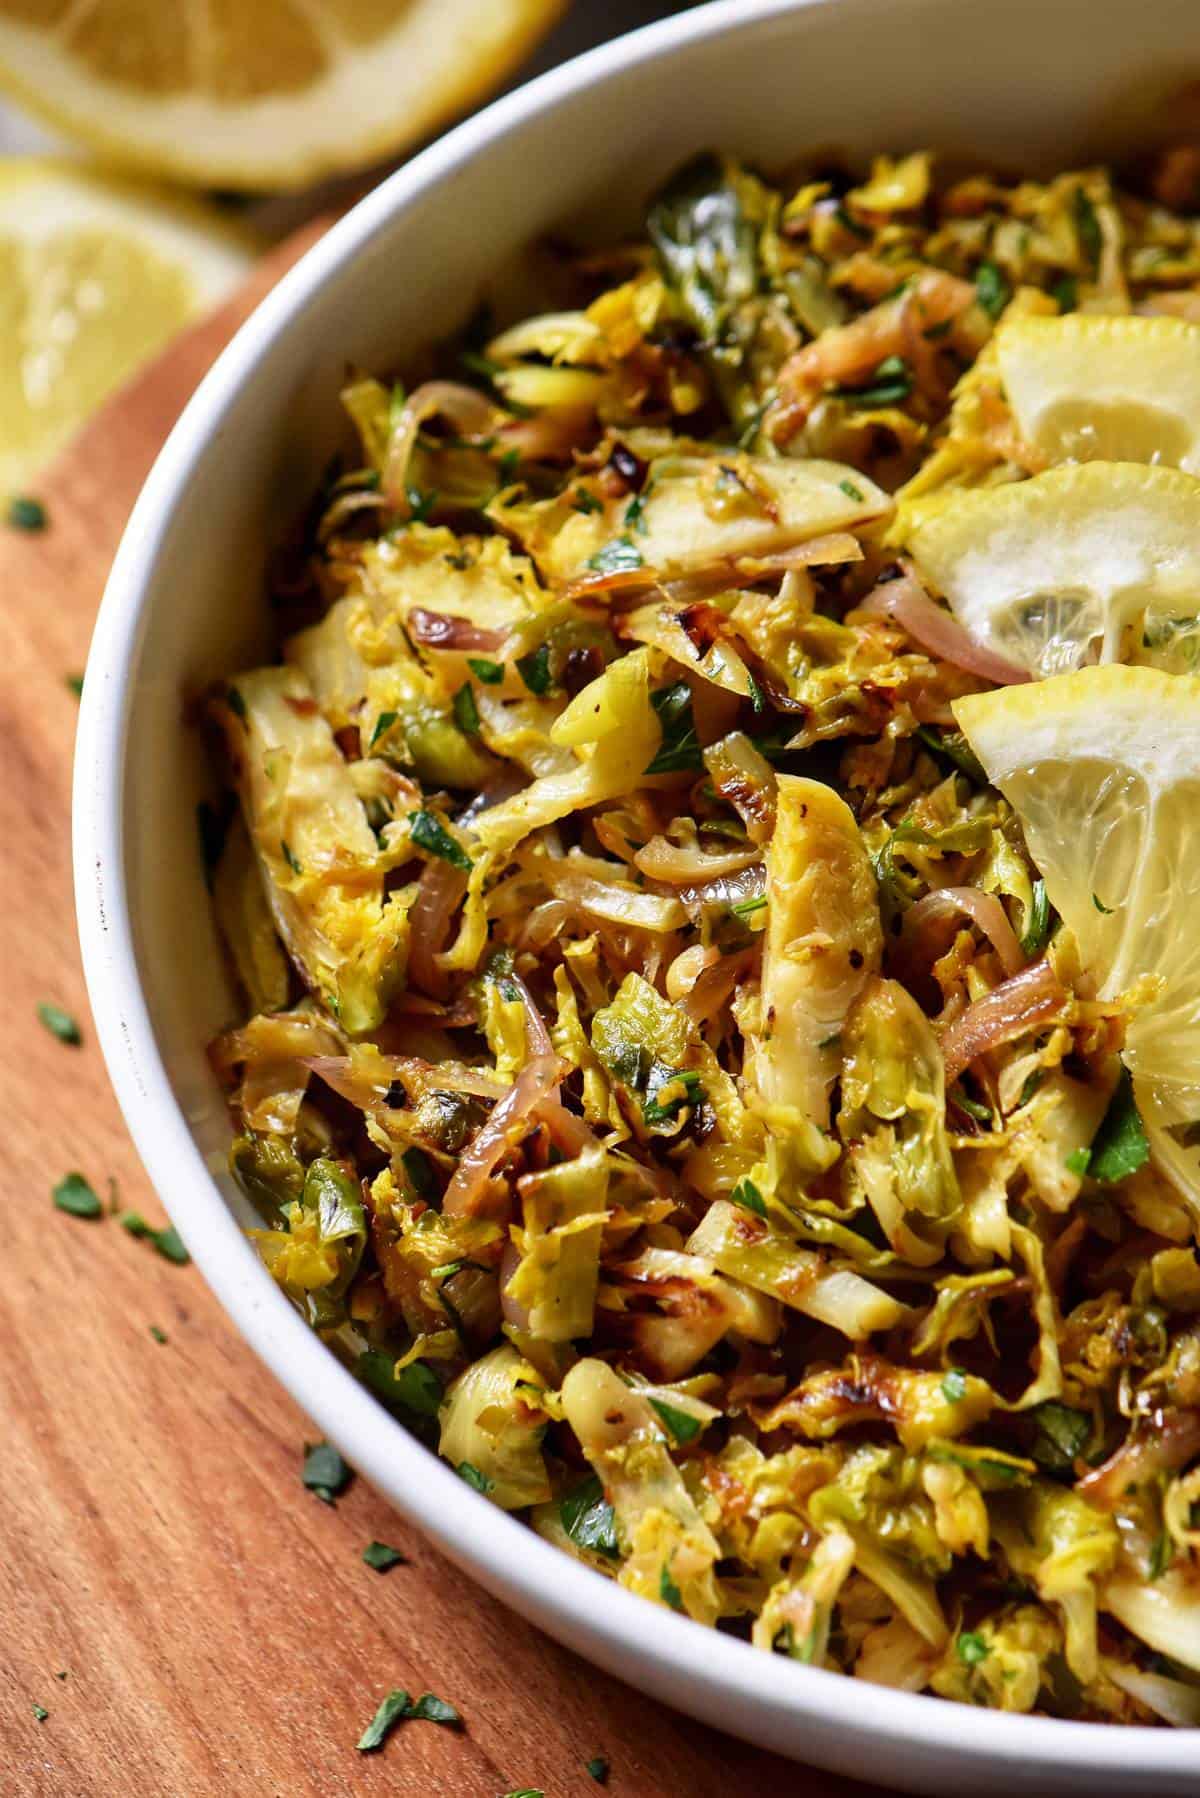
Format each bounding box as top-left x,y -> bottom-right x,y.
75,1 -> 1200,1789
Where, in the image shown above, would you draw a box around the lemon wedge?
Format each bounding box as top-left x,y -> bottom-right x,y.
0,0 -> 565,192
0,158 -> 252,494
954,666 -> 1200,1215
908,463 -> 1200,677
995,314 -> 1200,472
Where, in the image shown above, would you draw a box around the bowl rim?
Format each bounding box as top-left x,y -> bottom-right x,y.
73,0 -> 1194,1778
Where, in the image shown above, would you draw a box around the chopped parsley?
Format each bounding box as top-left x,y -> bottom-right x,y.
119,1212 -> 190,1264
645,681 -> 703,775
649,1398 -> 704,1444
560,1474 -> 618,1558
571,487 -> 602,514
37,1001 -> 81,1045
834,353 -> 912,408
8,494 -> 47,532
149,1324 -> 168,1345
623,490 -> 650,535
1020,878 -> 1052,956
956,1631 -> 990,1667
453,682 -> 481,735
65,672 -> 84,699
941,1369 -> 968,1403
357,1690 -> 411,1753
1089,1068 -> 1149,1184
1030,1401 -> 1091,1476
1149,1530 -> 1173,1581
974,259 -> 1012,319
1065,1146 -> 1091,1177
369,710 -> 398,750
280,840 -> 302,876
730,1177 -> 767,1218
467,656 -> 504,685
730,892 -> 767,919
516,642 -> 552,696
409,1693 -> 461,1727
659,1561 -> 684,1611
53,1172 -> 102,1219
401,1146 -> 440,1204
303,1439 -> 353,1504
404,484 -> 438,524
1092,892 -> 1115,914
363,1541 -> 407,1572
1073,186 -> 1102,269
642,1067 -> 705,1127
838,477 -> 865,501
745,669 -> 765,713
587,535 -> 643,576
31,1703 -> 49,1723
457,1460 -> 492,1493
586,1755 -> 610,1784
914,726 -> 986,784
357,1349 -> 443,1420
409,809 -> 473,872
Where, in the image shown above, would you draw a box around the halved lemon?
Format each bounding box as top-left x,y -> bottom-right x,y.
908,463 -> 1200,677
995,314 -> 1200,473
954,665 -> 1200,1216
0,0 -> 566,192
0,158 -> 253,494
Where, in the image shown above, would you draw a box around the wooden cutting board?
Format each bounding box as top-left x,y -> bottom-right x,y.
0,227 -> 886,1798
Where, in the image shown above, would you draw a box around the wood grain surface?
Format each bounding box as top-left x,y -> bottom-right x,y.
0,228 -> 886,1798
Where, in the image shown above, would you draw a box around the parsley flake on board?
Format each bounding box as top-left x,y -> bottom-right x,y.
31,1703 -> 48,1723
149,1325 -> 168,1345
357,1690 -> 410,1753
357,1689 -> 461,1752
8,494 -> 47,531
362,1541 -> 407,1572
586,1756 -> 610,1784
302,1440 -> 353,1504
65,672 -> 84,699
53,1173 -> 102,1219
37,1002 -> 81,1045
119,1212 -> 190,1264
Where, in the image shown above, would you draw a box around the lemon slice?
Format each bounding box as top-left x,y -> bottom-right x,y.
995,314 -> 1200,472
0,0 -> 565,192
908,463 -> 1200,677
0,158 -> 253,493
954,665 -> 1200,1215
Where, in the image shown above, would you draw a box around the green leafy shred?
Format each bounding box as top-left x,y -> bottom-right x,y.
560,1474 -> 618,1558
467,656 -> 504,684
956,1631 -> 990,1667
974,259 -> 1012,319
516,643 -> 552,695
649,1398 -> 705,1444
120,1212 -> 190,1264
8,494 -> 47,531
587,536 -> 643,576
409,809 -> 473,872
1089,1068 -> 1149,1184
357,1690 -> 411,1753
1020,878 -> 1052,956
730,1177 -> 767,1218
457,1460 -> 493,1493
645,681 -> 703,776
1030,1401 -> 1091,1476
586,1756 -> 610,1785
453,683 -> 481,735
